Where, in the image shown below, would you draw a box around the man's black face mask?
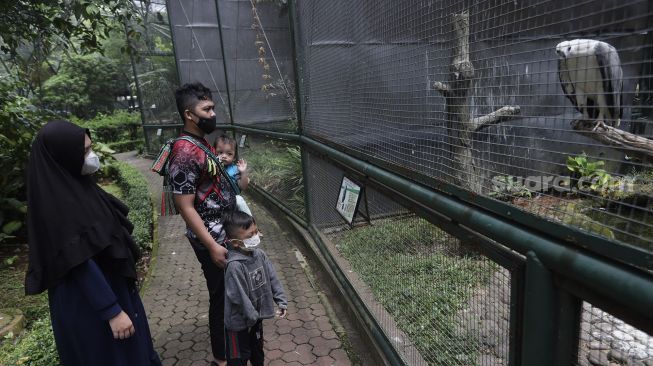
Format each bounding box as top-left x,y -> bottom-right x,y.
190,111 -> 217,134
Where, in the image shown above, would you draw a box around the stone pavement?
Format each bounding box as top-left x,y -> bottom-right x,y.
116,152 -> 353,366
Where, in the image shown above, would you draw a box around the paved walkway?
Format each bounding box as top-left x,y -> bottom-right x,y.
116,152 -> 353,366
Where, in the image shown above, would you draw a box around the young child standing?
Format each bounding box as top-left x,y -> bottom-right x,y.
215,135 -> 252,216
222,210 -> 287,366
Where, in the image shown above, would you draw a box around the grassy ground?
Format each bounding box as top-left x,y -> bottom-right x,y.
335,217 -> 495,365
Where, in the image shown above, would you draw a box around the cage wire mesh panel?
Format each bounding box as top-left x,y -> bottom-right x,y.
168,0 -> 231,124
294,0 -> 653,253
305,150 -> 516,365
221,0 -> 297,130
235,134 -> 305,218
577,302 -> 653,366
128,0 -> 180,153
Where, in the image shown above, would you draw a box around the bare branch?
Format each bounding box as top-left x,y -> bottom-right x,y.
472,106 -> 521,130
572,120 -> 653,160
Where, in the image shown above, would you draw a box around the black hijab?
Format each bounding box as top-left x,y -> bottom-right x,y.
25,120 -> 139,295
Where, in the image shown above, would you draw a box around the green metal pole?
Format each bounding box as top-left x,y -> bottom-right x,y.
300,145 -> 312,224
287,0 -> 311,223
555,289 -> 581,365
287,0 -> 304,132
164,0 -> 183,88
214,0 -> 235,126
124,22 -> 152,154
521,252 -> 557,366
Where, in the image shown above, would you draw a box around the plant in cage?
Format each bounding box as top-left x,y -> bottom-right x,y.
245,141 -> 304,214
566,153 -> 615,195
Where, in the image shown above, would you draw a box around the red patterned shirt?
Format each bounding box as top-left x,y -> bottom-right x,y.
168,131 -> 236,244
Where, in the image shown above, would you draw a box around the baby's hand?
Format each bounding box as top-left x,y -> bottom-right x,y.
237,159 -> 248,172
277,308 -> 287,318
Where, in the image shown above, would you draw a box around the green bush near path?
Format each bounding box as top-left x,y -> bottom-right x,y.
109,161 -> 153,250
72,111 -> 143,153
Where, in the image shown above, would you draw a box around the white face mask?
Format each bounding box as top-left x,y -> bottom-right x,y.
81,150 -> 101,175
242,233 -> 261,248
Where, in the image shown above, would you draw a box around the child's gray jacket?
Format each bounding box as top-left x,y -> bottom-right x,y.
224,247 -> 287,331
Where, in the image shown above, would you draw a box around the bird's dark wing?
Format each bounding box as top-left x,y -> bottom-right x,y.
558,58 -> 579,112
595,42 -> 623,120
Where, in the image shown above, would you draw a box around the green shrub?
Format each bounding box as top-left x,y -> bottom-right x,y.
0,317 -> 59,366
108,161 -> 153,250
566,153 -> 614,194
71,110 -> 141,147
0,80 -> 54,243
41,54 -> 128,119
244,141 -> 304,215
107,139 -> 144,153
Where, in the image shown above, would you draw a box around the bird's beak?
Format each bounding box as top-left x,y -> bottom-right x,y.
556,49 -> 565,58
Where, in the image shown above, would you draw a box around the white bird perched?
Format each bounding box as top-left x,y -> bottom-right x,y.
556,39 -> 623,127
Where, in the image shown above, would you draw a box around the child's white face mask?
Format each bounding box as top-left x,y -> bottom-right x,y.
81,150 -> 101,175
242,233 -> 261,248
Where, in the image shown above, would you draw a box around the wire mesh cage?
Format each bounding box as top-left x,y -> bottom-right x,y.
305,150 -> 521,365
233,133 -> 306,218
168,0 -> 297,132
294,0 -> 653,253
128,0 -> 180,153
163,0 -> 653,364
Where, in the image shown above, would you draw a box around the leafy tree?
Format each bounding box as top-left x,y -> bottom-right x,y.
0,1 -> 136,57
0,79 -> 54,242
42,55 -> 129,118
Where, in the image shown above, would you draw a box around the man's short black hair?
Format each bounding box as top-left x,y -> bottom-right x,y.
222,210 -> 256,239
174,82 -> 213,121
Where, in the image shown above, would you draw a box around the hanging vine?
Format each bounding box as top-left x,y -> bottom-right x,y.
249,0 -> 296,113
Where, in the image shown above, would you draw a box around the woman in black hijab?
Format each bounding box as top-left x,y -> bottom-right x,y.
26,120 -> 161,365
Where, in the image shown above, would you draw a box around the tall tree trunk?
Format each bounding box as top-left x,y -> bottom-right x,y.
434,12 -> 520,193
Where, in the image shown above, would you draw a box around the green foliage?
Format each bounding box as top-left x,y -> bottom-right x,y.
108,139 -> 144,153
337,217 -> 493,364
243,141 -> 304,215
0,317 -> 59,366
0,79 -> 52,243
71,110 -> 142,152
92,141 -> 117,179
566,153 -> 615,194
42,54 -> 129,118
0,256 -> 55,365
0,1 -> 137,56
0,256 -> 49,321
108,161 -> 153,250
99,182 -> 123,200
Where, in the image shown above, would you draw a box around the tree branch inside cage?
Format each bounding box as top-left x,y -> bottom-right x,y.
432,12 -> 521,192
572,119 -> 653,161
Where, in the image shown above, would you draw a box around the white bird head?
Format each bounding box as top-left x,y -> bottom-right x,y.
556,39 -> 596,59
